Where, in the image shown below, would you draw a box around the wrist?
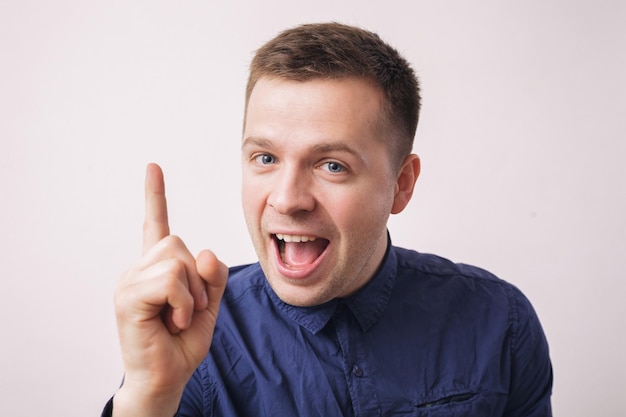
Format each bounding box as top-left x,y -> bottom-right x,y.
112,383 -> 183,417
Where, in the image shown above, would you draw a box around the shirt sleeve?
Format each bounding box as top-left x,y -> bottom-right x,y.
100,395 -> 183,417
178,364 -> 210,417
504,286 -> 553,417
101,397 -> 113,417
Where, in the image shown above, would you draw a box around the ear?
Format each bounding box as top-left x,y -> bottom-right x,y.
391,154 -> 420,214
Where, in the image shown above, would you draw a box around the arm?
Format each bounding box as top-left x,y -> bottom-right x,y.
504,286 -> 553,417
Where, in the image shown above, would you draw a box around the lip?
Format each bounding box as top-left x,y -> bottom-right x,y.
271,233 -> 330,280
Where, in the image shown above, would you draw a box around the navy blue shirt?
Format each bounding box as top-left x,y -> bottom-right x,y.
103,243 -> 552,416
181,244 -> 551,416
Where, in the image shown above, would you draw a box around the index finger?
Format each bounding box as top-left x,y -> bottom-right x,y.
143,163 -> 170,254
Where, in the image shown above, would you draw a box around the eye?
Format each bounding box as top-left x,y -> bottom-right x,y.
321,161 -> 345,173
254,154 -> 276,165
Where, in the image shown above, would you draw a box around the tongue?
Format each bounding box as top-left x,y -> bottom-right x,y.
282,240 -> 327,266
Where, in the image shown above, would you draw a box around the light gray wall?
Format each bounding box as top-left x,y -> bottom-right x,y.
1,1 -> 624,415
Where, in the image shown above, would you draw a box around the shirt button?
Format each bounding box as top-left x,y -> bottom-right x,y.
352,365 -> 364,377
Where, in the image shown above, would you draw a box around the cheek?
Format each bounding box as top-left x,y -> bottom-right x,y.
332,187 -> 392,229
242,171 -> 265,203
241,181 -> 264,227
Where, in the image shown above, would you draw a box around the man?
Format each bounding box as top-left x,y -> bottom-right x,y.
104,22 -> 552,417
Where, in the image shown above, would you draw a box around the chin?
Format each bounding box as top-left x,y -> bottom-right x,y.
269,282 -> 330,307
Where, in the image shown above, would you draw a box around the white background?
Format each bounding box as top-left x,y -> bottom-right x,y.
1,1 -> 624,416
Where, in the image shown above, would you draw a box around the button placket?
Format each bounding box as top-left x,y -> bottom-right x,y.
333,303 -> 380,416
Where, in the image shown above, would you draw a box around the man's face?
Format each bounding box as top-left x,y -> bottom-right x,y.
241,77 -> 402,307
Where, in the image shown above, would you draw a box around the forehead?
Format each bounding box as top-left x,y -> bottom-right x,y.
243,77 -> 385,148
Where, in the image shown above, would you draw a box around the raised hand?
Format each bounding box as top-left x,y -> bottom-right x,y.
112,163 -> 228,417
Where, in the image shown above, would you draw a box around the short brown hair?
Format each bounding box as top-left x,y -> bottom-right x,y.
245,22 -> 421,169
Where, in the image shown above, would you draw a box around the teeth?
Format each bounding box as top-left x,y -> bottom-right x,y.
275,233 -> 317,243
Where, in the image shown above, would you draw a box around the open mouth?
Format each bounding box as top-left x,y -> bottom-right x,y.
274,233 -> 330,268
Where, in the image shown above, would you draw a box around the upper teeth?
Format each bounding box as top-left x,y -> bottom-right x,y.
275,233 -> 317,243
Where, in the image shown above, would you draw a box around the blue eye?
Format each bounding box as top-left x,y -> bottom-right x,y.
322,161 -> 345,173
255,154 -> 276,165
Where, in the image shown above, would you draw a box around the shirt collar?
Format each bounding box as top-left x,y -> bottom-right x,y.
265,237 -> 398,334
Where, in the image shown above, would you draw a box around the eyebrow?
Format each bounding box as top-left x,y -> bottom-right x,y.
310,142 -> 362,160
242,137 -> 362,160
241,137 -> 274,151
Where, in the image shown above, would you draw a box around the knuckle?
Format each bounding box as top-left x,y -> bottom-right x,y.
156,235 -> 187,254
168,257 -> 187,276
163,234 -> 184,247
161,259 -> 188,291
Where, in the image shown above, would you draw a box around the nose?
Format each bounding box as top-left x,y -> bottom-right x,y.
267,167 -> 316,215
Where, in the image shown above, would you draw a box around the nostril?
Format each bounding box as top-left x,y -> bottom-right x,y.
268,193 -> 316,215
266,175 -> 316,214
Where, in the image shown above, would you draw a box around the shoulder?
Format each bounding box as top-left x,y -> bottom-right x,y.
393,246 -> 515,294
222,262 -> 266,301
394,246 -> 501,282
214,262 -> 281,327
393,244 -> 550,353
391,246 -> 540,322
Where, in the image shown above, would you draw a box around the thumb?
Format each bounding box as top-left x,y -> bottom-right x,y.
196,250 -> 228,314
